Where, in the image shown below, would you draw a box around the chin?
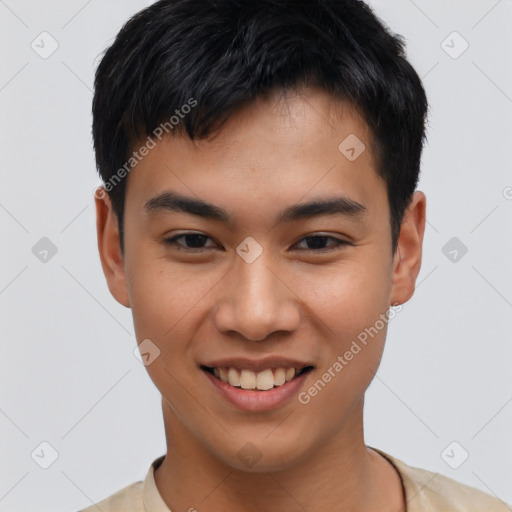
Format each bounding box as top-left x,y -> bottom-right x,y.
217,431 -> 315,473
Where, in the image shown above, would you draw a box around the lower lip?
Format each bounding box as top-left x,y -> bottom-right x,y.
203,369 -> 312,412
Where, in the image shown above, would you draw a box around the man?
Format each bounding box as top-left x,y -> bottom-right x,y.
80,0 -> 510,510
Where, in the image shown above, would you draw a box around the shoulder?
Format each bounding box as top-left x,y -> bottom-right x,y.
74,455 -> 167,512
76,480 -> 144,512
400,463 -> 509,511
372,447 -> 511,512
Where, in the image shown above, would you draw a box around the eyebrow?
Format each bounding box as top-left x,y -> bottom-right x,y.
144,190 -> 367,224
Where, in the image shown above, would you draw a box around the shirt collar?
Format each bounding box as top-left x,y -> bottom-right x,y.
143,449 -> 428,512
142,455 -> 172,512
369,446 -> 434,512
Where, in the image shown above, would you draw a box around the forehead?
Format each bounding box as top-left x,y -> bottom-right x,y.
124,86 -> 388,226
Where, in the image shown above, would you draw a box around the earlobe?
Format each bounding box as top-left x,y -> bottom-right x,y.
95,187 -> 131,308
390,191 -> 426,306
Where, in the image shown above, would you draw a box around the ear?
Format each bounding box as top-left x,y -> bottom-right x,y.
390,191 -> 426,306
94,187 -> 131,308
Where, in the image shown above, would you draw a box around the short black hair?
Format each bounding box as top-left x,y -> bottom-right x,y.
92,0 -> 428,255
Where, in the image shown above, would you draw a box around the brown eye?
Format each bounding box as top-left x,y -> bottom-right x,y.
164,233 -> 217,250
293,235 -> 349,252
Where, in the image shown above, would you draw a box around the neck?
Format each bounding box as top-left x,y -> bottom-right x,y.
154,397 -> 405,512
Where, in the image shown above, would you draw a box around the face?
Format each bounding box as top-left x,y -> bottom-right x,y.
96,86 -> 425,472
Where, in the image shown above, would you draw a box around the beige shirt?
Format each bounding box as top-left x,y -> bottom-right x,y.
78,447 -> 510,511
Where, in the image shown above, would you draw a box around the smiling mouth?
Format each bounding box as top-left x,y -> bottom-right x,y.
201,365 -> 314,391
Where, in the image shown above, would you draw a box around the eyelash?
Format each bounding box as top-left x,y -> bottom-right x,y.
163,233 -> 351,253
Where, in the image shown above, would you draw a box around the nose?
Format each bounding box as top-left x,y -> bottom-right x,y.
212,250 -> 301,341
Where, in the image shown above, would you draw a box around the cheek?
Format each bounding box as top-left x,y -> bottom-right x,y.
126,251 -> 214,338
125,255 -> 226,385
126,265 -> 206,409
295,307 -> 390,442
292,254 -> 392,403
295,252 -> 392,343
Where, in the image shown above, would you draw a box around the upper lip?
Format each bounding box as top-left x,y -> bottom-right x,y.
200,356 -> 314,372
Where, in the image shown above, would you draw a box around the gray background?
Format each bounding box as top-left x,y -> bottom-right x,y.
1,1 -> 511,511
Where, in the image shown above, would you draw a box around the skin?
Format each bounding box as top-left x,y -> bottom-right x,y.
96,85 -> 426,512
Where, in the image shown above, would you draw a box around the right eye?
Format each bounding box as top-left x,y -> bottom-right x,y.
163,232 -> 218,251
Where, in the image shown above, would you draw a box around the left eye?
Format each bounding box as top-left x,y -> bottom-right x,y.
293,235 -> 348,251
164,233 -> 348,252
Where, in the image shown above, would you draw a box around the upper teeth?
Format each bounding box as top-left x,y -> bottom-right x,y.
212,367 -> 299,390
